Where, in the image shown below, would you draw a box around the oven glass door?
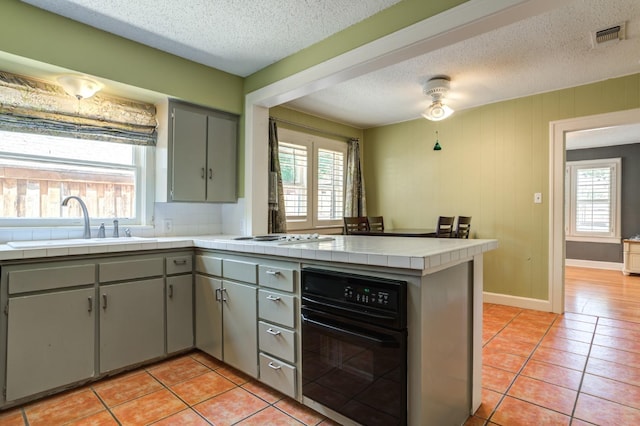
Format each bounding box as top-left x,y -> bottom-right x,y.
302,309 -> 407,426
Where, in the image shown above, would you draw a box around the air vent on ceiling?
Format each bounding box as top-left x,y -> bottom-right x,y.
591,22 -> 626,47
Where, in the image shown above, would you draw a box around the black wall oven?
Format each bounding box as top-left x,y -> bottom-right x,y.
301,268 -> 407,426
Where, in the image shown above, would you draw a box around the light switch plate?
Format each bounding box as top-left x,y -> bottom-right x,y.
534,193 -> 542,204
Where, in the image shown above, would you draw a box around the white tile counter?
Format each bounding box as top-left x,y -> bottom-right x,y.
0,235 -> 498,274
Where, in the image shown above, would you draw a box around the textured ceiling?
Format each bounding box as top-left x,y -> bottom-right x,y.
21,0 -> 402,77
19,0 -> 640,142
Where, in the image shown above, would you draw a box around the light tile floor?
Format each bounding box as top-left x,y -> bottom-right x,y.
467,303 -> 640,425
1,303 -> 639,425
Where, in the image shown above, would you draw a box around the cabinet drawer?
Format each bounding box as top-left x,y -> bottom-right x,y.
195,255 -> 222,276
99,258 -> 163,283
223,259 -> 257,284
258,265 -> 295,292
259,353 -> 296,398
8,263 -> 95,294
258,321 -> 295,363
258,289 -> 295,328
628,242 -> 640,254
166,255 -> 193,275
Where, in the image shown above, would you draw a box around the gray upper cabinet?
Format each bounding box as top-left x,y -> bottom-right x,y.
169,101 -> 238,202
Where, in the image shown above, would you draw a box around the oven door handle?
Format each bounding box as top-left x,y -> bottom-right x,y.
301,314 -> 395,346
301,296 -> 396,321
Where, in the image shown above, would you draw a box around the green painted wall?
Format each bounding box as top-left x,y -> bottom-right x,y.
363,74 -> 640,300
0,1 -> 243,114
245,0 -> 468,93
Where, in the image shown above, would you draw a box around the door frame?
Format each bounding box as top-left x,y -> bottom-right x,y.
548,108 -> 640,313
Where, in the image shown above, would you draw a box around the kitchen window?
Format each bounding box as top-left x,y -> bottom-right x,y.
0,71 -> 156,228
0,130 -> 152,227
565,158 -> 621,243
278,128 -> 346,230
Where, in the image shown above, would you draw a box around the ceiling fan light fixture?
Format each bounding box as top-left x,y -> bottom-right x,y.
57,75 -> 103,100
422,100 -> 454,121
422,76 -> 454,121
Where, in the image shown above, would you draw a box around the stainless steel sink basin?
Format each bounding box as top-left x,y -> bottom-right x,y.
7,237 -> 156,249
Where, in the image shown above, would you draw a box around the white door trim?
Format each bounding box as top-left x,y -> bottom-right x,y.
548,108 -> 640,313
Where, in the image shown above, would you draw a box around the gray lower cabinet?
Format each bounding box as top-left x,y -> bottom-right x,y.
99,278 -> 165,373
195,254 -> 258,377
195,275 -> 223,359
167,275 -> 194,353
6,287 -> 95,401
221,279 -> 257,376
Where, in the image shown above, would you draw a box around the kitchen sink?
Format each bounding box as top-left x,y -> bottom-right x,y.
7,237 -> 156,249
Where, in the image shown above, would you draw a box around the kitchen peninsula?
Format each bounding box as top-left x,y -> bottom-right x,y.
0,235 -> 497,426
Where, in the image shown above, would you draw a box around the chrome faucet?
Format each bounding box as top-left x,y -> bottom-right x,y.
61,196 -> 92,239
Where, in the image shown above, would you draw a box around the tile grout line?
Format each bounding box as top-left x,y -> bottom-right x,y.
484,309 -> 567,423
567,314 -> 599,424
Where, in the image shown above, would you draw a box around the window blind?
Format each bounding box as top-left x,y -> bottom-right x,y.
0,71 -> 157,145
575,166 -> 612,233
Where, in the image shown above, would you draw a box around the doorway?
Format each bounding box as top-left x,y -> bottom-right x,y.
549,108 -> 640,313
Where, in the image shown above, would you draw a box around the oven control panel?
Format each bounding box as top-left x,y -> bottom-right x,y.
344,285 -> 392,307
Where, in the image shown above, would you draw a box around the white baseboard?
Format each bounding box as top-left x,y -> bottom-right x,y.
565,259 -> 623,271
483,292 -> 552,312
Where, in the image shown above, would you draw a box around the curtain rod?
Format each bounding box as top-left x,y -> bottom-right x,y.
270,117 -> 358,141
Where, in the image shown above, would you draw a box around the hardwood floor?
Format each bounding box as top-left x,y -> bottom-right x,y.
565,266 -> 640,323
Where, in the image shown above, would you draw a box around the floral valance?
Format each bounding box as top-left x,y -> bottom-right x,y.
0,71 -> 157,145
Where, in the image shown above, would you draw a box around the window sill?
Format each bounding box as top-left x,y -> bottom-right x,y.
566,236 -> 621,244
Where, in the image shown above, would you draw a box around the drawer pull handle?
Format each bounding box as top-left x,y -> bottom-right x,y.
266,295 -> 281,302
168,284 -> 174,298
268,362 -> 282,370
265,270 -> 281,276
266,328 -> 281,336
173,259 -> 187,265
215,288 -> 221,302
102,294 -> 107,310
88,297 -> 93,312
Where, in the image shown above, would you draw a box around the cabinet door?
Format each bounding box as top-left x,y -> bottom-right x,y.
222,280 -> 257,377
167,275 -> 194,353
206,113 -> 237,202
171,105 -> 207,201
100,279 -> 164,373
195,275 -> 223,359
6,288 -> 95,401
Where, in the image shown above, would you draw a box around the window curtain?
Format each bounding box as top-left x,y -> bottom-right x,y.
345,138 -> 367,216
0,71 -> 157,145
268,118 -> 287,233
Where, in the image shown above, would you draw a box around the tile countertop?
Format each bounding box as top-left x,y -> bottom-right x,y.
0,235 -> 498,273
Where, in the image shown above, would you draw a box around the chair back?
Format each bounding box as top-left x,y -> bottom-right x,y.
343,216 -> 369,234
455,216 -> 472,239
436,216 -> 455,238
367,216 -> 384,231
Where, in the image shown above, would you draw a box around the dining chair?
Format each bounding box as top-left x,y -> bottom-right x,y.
435,216 -> 455,238
455,216 -> 472,239
367,216 -> 384,232
343,216 -> 370,234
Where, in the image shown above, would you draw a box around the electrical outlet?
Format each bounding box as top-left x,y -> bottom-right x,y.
534,193 -> 542,204
163,219 -> 173,233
